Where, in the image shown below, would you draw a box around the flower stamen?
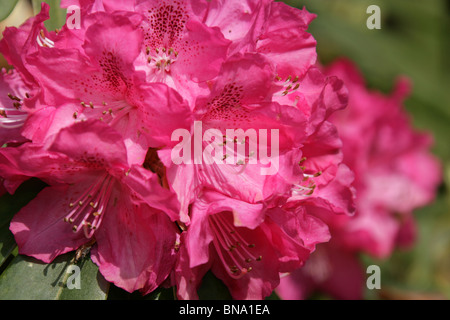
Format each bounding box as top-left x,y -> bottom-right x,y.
208,213 -> 261,279
64,173 -> 115,238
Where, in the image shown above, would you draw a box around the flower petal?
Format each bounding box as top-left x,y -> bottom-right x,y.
91,187 -> 178,294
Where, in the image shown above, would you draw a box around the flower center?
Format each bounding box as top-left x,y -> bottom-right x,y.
0,90 -> 29,129
208,213 -> 262,279
63,173 -> 115,238
291,157 -> 322,197
146,47 -> 178,75
274,74 -> 301,97
77,100 -> 133,127
143,147 -> 168,188
36,29 -> 54,48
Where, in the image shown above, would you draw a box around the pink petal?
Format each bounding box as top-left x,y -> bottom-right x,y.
9,183 -> 96,263
91,187 -> 178,294
205,0 -> 272,54
48,119 -> 128,168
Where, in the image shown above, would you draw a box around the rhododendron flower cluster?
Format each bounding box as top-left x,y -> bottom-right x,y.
276,59 -> 441,300
0,0 -> 438,300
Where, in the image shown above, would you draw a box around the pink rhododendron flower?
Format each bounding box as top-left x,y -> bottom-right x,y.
0,0 -> 360,299
61,0 -> 231,104
12,6 -> 192,166
326,59 -> 441,257
0,120 -> 180,293
174,191 -> 332,300
152,2 -> 355,299
276,59 -> 441,300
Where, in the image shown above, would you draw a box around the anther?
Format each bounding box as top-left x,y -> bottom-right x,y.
7,93 -> 21,101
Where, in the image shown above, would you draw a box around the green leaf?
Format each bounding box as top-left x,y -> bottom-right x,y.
58,255 -> 110,300
0,252 -> 109,300
0,0 -> 19,22
32,0 -> 66,31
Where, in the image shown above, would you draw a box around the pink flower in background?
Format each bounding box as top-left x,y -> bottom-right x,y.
327,59 -> 441,257
277,59 -> 442,300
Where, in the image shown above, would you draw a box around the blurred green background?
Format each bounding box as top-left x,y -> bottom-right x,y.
0,0 -> 449,300
289,0 -> 450,300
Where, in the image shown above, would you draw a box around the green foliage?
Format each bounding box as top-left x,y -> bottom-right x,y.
0,252 -> 109,300
32,0 -> 66,30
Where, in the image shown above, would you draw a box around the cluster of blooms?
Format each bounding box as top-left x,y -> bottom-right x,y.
0,0 -> 440,299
